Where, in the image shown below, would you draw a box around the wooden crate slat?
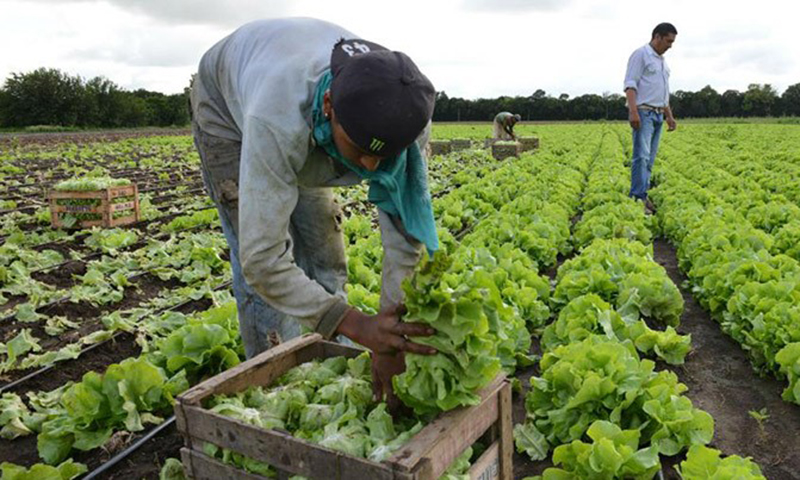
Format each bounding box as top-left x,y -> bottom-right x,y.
519,136 -> 540,152
178,333 -> 322,405
59,204 -> 99,213
181,407 -> 397,480
109,185 -> 137,197
496,383 -> 513,480
181,448 -> 269,480
109,214 -> 138,227
50,190 -> 106,199
468,441 -> 499,480
110,200 -> 136,212
321,341 -> 367,359
387,375 -> 505,477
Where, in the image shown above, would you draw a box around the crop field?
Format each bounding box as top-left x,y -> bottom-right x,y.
0,122 -> 799,479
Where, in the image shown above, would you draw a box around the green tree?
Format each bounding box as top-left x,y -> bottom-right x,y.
780,83 -> 800,117
2,68 -> 85,126
694,85 -> 722,117
720,89 -> 743,117
83,76 -> 121,127
742,83 -> 778,117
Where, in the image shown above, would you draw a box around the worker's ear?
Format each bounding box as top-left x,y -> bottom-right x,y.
323,91 -> 333,119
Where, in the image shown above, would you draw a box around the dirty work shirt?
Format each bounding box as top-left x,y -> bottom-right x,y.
623,43 -> 670,107
494,112 -> 514,126
191,18 -> 426,338
493,112 -> 515,139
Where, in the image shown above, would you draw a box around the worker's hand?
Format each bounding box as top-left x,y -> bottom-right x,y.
336,305 -> 437,409
629,110 -> 641,130
340,304 -> 436,354
371,351 -> 406,412
666,116 -> 677,132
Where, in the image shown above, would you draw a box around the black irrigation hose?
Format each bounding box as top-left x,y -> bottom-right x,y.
0,268 -> 154,324
0,244 -> 227,324
0,331 -> 126,394
81,416 -> 176,480
0,165 -> 198,186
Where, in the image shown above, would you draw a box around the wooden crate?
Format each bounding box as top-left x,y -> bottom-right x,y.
491,142 -> 521,160
175,333 -> 513,480
518,136 -> 540,152
429,140 -> 452,156
450,139 -> 472,151
49,184 -> 140,229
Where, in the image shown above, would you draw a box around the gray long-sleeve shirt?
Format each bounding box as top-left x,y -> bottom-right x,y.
191,18 -> 424,337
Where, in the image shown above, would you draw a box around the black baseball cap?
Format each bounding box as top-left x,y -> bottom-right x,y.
330,38 -> 435,158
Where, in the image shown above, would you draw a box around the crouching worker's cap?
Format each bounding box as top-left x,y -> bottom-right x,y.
330,38 -> 435,158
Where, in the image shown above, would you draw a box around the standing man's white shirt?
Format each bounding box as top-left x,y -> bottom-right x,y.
624,44 -> 671,107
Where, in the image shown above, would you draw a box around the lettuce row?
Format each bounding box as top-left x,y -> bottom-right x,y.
675,445 -> 766,479
523,420 -> 660,480
553,239 -> 684,328
515,136 -> 708,472
519,335 -> 713,461
543,294 -> 690,366
650,157 -> 800,393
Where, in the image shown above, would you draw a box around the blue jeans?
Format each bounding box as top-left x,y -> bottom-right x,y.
192,122 -> 347,359
629,109 -> 664,200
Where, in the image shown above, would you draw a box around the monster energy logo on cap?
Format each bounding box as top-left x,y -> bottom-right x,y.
370,137 -> 385,152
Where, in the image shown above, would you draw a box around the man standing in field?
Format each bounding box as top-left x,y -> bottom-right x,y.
624,22 -> 678,213
190,18 -> 439,407
492,111 -> 521,140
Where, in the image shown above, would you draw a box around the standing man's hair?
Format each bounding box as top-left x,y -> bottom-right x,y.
652,22 -> 677,39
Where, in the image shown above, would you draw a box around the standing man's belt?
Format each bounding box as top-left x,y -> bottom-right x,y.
639,104 -> 666,114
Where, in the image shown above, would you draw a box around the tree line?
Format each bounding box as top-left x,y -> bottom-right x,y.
433,83 -> 800,122
1,68 -> 799,129
0,68 -> 190,129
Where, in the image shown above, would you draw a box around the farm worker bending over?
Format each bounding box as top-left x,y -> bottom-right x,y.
492,112 -> 521,140
624,22 -> 678,214
190,18 -> 439,406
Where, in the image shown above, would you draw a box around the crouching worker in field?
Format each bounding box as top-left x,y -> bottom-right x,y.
492,111 -> 521,140
190,18 -> 439,406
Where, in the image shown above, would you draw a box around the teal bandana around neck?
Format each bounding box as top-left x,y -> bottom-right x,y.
312,70 -> 439,255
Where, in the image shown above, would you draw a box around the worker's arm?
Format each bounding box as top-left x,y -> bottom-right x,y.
238,115 -> 351,338
664,105 -> 677,131
626,88 -> 640,130
506,122 -> 517,140
624,49 -> 643,130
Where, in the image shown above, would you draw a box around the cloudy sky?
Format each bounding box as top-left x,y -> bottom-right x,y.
1,0 -> 798,99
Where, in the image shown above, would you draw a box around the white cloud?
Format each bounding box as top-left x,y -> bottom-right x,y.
0,0 -> 798,97
15,0 -> 292,27
461,0 -> 570,12
67,25 -> 213,68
